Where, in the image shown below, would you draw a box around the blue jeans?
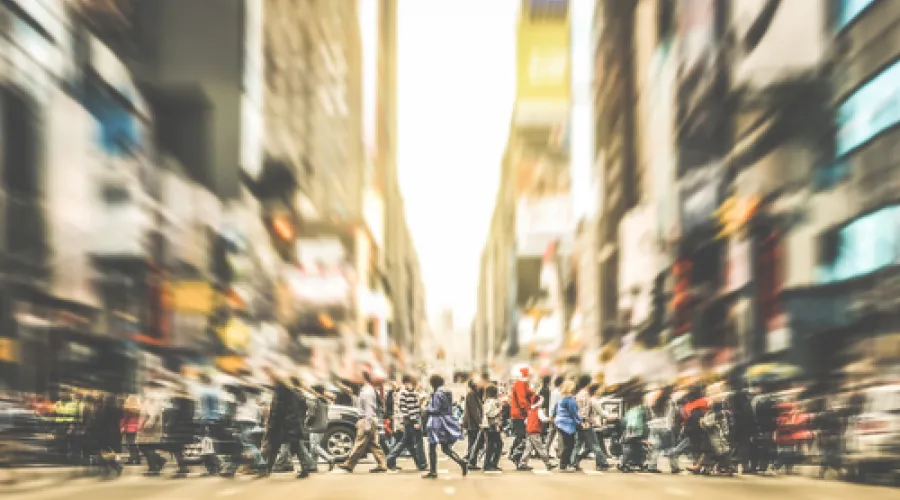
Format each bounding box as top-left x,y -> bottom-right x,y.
573,427 -> 609,467
386,421 -> 426,470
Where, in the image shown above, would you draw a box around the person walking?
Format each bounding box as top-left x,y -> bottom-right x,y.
555,381 -> 581,472
481,384 -> 504,471
462,378 -> 485,470
307,384 -> 336,471
517,395 -> 555,471
508,367 -> 534,464
164,384 -> 196,478
137,382 -> 169,476
386,375 -> 428,471
547,376 -> 565,458
572,379 -> 609,471
261,374 -> 312,479
120,395 -> 142,466
422,374 -> 468,479
338,371 -> 388,473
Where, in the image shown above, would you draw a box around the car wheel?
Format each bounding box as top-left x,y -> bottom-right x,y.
324,425 -> 355,461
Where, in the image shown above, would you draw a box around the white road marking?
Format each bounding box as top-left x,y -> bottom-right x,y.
217,487 -> 241,497
443,486 -> 456,495
584,470 -> 604,475
437,469 -> 449,474
665,487 -> 689,496
484,470 -> 503,475
533,470 -> 552,475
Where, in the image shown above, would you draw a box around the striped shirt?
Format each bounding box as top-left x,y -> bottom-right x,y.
398,388 -> 421,424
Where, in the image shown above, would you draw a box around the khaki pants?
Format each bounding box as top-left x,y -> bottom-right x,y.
342,419 -> 387,471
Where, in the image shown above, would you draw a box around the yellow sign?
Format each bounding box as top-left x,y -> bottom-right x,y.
516,17 -> 570,104
167,282 -> 214,314
215,356 -> 249,375
217,318 -> 251,352
0,338 -> 19,363
715,195 -> 760,240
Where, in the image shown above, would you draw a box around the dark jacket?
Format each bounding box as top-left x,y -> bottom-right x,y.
266,381 -> 304,440
463,389 -> 483,431
728,390 -> 756,439
164,395 -> 196,446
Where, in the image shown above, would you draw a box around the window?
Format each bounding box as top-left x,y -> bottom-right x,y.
657,0 -> 675,41
836,0 -> 877,31
757,231 -> 785,326
836,58 -> 900,157
817,205 -> 900,282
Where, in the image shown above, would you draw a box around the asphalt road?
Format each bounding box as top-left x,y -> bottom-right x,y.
7,459 -> 900,500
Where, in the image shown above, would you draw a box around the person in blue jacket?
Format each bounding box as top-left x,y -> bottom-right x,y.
423,374 -> 468,479
554,381 -> 581,472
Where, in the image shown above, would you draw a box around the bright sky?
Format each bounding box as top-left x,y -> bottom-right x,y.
397,0 -> 518,327
396,0 -> 518,328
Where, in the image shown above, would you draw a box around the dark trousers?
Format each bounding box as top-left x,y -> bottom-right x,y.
668,436 -> 697,471
573,427 -> 609,467
265,436 -> 312,473
124,433 -> 140,464
484,430 -> 503,469
751,436 -> 775,472
466,429 -> 485,466
428,441 -> 465,474
509,420 -> 527,462
559,431 -> 576,469
386,421 -> 426,470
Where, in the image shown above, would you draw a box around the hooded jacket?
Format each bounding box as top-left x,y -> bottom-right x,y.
525,401 -> 549,435
509,379 -> 534,421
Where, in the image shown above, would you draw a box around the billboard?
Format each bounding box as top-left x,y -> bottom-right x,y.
515,0 -> 570,125
516,196 -> 574,257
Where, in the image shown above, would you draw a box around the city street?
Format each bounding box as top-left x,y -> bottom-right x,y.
6,459 -> 900,500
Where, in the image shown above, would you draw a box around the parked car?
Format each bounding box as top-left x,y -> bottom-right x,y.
0,400 -> 56,466
320,403 -> 360,461
845,383 -> 900,479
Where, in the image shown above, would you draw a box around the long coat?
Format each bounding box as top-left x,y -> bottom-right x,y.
264,381 -> 304,442
426,388 -> 462,445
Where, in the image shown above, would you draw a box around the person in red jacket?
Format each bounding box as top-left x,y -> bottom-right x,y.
517,395 -> 556,471
508,367 -> 535,464
120,395 -> 142,465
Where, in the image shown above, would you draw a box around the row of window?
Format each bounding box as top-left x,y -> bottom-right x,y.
817,204 -> 900,283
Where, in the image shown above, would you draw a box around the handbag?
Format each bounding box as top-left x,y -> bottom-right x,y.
200,436 -> 215,455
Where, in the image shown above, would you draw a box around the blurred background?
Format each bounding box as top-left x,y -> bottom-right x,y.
0,0 -> 899,491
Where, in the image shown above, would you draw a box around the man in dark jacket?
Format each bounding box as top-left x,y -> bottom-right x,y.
463,378 -> 485,469
262,376 -> 312,478
165,386 -> 196,478
727,377 -> 756,474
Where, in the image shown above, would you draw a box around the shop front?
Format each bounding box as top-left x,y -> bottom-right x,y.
782,265 -> 900,379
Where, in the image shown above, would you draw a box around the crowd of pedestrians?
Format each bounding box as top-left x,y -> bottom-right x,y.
1,365 -> 894,482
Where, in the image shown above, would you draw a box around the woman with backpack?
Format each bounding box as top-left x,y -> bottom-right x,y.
620,393 -> 651,472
